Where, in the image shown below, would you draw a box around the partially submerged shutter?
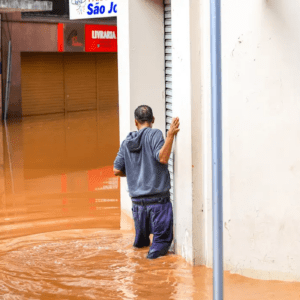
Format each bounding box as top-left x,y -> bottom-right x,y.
97,53 -> 118,111
164,0 -> 174,203
21,53 -> 118,116
64,53 -> 97,112
21,53 -> 65,116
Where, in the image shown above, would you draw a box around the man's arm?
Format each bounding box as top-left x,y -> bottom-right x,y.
159,117 -> 180,164
113,140 -> 126,177
113,168 -> 126,177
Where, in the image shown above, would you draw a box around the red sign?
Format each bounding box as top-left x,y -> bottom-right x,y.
85,25 -> 117,52
58,23 -> 64,52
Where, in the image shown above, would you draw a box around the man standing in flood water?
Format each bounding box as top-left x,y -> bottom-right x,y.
113,105 -> 180,259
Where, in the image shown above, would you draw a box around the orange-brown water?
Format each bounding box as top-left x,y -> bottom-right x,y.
1,110 -> 300,299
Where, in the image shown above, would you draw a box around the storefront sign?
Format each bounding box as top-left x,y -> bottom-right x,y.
85,25 -> 117,52
69,0 -> 117,20
58,23 -> 64,52
65,23 -> 85,52
58,23 -> 85,52
58,24 -> 117,52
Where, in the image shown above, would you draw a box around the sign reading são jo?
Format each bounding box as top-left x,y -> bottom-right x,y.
69,0 -> 117,20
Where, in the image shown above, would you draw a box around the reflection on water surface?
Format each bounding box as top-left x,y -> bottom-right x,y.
1,110 -> 300,299
1,111 -> 120,240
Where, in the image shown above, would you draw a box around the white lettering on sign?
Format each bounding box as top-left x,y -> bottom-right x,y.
92,30 -> 117,40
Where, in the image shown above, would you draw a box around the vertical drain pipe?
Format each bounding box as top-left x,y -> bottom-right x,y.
210,0 -> 223,299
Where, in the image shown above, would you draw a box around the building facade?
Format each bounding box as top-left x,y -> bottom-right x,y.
117,0 -> 300,282
1,1 -> 118,118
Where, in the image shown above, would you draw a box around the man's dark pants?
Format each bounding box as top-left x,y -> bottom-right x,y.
131,196 -> 173,259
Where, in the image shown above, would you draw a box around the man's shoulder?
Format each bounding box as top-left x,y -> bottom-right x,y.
149,128 -> 163,136
151,129 -> 164,140
120,128 -> 163,144
151,128 -> 162,133
141,128 -> 163,143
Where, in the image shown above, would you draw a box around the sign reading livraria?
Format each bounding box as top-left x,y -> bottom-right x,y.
69,0 -> 117,20
85,25 -> 117,52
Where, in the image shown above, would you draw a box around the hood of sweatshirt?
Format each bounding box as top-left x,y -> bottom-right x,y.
125,127 -> 150,152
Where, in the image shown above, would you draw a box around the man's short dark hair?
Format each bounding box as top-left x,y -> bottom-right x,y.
134,105 -> 153,124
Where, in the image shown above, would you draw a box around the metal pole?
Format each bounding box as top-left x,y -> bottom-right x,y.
210,0 -> 223,299
4,40 -> 12,121
4,122 -> 15,194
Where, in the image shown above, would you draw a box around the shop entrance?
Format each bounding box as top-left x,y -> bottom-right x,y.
20,52 -> 118,116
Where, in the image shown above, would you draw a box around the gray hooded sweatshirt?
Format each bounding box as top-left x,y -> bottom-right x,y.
113,127 -> 171,198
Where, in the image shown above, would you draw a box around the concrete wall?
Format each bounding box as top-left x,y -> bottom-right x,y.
117,0 -> 166,228
220,0 -> 300,281
116,0 -> 208,265
171,0 -> 194,263
170,0 -> 209,265
0,0 -> 52,12
197,0 -> 213,267
170,0 -> 300,281
1,13 -> 58,118
116,0 -> 300,282
1,13 -> 117,119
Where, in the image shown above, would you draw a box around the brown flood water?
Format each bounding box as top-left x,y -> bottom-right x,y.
1,110 -> 300,299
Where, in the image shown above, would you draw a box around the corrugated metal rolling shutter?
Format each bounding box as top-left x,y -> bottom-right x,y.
97,53 -> 118,111
21,53 -> 118,116
164,0 -> 174,202
64,53 -> 97,112
21,53 -> 65,116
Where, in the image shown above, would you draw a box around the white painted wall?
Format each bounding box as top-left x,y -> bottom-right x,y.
118,0 -> 300,282
198,0 -> 213,267
117,0 -> 206,265
171,0 -> 194,263
117,0 -> 166,228
171,0 -> 207,265
190,0 -> 204,265
170,0 -> 300,281
220,0 -> 300,281
116,0 -> 208,265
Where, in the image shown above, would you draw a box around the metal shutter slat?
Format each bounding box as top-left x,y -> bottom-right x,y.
165,47 -> 172,54
165,26 -> 172,33
166,61 -> 172,68
165,12 -> 171,19
166,110 -> 173,118
166,116 -> 173,124
165,53 -> 172,60
166,101 -> 172,109
166,82 -> 172,89
166,89 -> 172,96
164,0 -> 174,204
165,4 -> 171,11
165,68 -> 172,75
166,98 -> 172,105
166,75 -> 172,82
165,40 -> 172,47
165,19 -> 172,26
165,33 -> 172,40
